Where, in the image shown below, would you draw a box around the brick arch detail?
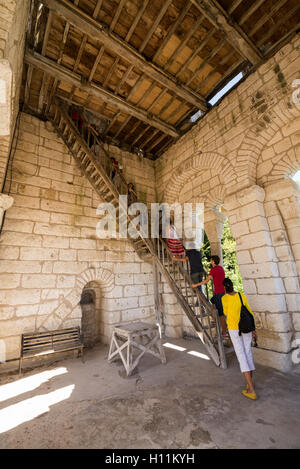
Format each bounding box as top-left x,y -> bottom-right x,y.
163,151 -> 235,205
36,266 -> 114,332
236,97 -> 300,187
75,267 -> 114,295
267,142 -> 300,182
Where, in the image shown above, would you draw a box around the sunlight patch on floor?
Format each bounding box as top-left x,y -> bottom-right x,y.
0,367 -> 68,403
163,342 -> 186,352
187,351 -> 210,360
0,384 -> 74,433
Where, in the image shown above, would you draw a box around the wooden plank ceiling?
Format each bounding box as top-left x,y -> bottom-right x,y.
22,0 -> 300,159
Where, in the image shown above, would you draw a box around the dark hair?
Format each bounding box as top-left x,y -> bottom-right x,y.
210,255 -> 220,265
223,277 -> 234,293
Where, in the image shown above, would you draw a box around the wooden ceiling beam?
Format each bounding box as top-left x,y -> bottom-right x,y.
164,15 -> 205,71
165,101 -> 187,123
93,0 -> 103,20
190,0 -> 262,65
41,9 -> 53,55
103,57 -> 119,89
114,115 -> 131,138
186,40 -> 224,87
153,2 -> 192,63
257,3 -> 300,47
157,95 -> 176,118
147,88 -> 168,112
146,133 -> 167,152
25,50 -> 180,138
176,28 -> 216,78
197,52 -> 242,93
140,128 -> 160,149
88,44 -> 105,82
132,125 -> 150,146
110,0 -> 127,33
249,0 -> 289,38
56,92 -> 111,123
139,0 -> 172,53
73,34 -> 87,72
264,21 -> 300,58
157,136 -> 173,155
45,77 -> 59,113
137,82 -> 157,107
39,0 -> 208,111
238,0 -> 265,26
24,64 -> 33,105
123,120 -> 142,143
125,0 -> 150,42
38,9 -> 53,113
228,0 -> 243,15
103,111 -> 121,136
114,64 -> 134,96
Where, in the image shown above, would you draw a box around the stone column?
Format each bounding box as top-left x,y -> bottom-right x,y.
0,193 -> 14,228
0,60 -> 12,136
204,208 -> 226,263
223,185 -> 294,372
264,179 -> 300,352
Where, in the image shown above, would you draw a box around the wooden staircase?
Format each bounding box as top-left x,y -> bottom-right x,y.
45,99 -> 227,368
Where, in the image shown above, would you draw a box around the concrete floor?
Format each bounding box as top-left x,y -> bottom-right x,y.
0,337 -> 299,449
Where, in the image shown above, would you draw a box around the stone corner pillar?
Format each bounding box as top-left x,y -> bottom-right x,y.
204,208 -> 226,263
222,184 -> 297,373
0,59 -> 12,137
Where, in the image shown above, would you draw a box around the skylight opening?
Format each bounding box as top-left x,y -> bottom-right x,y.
188,71 -> 244,125
209,72 -> 244,106
190,109 -> 204,123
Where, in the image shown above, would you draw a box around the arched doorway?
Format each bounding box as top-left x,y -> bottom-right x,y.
80,287 -> 97,348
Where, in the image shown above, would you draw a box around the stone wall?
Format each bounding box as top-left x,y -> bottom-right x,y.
0,0 -> 30,189
102,143 -> 156,206
0,113 -> 156,362
154,34 -> 300,371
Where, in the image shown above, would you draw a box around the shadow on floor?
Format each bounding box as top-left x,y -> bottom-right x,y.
0,337 -> 299,449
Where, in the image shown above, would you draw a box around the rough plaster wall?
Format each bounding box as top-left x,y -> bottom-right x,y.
0,113 -> 156,361
0,0 -> 30,190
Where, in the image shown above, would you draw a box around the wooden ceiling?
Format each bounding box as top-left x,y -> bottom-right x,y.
22,0 -> 300,159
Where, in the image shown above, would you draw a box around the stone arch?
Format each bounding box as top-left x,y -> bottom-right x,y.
163,151 -> 236,204
36,266 -> 114,332
236,95 -> 300,187
75,266 -> 114,296
266,144 -> 300,183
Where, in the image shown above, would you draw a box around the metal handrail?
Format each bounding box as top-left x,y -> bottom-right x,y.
67,104 -> 128,194
47,99 -> 226,367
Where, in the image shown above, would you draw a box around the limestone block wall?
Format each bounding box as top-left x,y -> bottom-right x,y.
0,0 -> 30,189
102,143 -> 156,206
0,113 -> 156,362
223,185 -> 297,371
154,34 -> 300,371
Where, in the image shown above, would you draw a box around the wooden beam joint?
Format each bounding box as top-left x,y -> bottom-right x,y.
24,49 -> 180,138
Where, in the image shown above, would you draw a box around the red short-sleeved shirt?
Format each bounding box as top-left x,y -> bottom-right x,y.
209,265 -> 225,293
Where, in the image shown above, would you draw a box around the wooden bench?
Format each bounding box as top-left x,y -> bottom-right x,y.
19,327 -> 84,374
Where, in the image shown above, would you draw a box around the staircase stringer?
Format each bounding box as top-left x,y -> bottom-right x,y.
45,98 -> 226,368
